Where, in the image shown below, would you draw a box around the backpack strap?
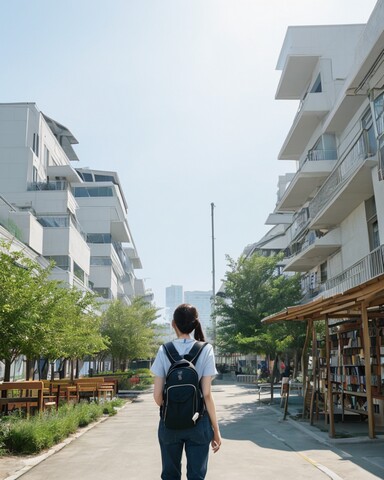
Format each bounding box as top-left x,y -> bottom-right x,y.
163,341 -> 208,365
184,341 -> 208,365
163,342 -> 182,364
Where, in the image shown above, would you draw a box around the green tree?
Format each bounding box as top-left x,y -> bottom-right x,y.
40,288 -> 108,379
0,241 -> 108,380
0,242 -> 61,380
101,297 -> 159,371
215,253 -> 304,362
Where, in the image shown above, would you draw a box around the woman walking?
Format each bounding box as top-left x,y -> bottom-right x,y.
151,303 -> 221,480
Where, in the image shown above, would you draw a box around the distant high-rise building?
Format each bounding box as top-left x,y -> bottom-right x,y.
184,290 -> 213,342
165,285 -> 183,321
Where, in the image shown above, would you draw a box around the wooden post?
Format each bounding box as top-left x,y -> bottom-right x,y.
325,315 -> 335,438
301,319 -> 311,417
361,301 -> 375,439
309,322 -> 317,425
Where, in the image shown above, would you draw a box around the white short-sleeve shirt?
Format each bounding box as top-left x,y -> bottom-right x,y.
150,337 -> 217,380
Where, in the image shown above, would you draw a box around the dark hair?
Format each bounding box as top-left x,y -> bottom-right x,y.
173,303 -> 205,342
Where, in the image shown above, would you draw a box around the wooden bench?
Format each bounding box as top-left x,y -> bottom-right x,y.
43,379 -> 74,405
73,377 -> 115,402
0,381 -> 45,414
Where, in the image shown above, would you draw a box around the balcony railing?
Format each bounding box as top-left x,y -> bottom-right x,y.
308,132 -> 372,221
299,149 -> 337,168
321,244 -> 384,296
27,181 -> 68,191
290,208 -> 310,241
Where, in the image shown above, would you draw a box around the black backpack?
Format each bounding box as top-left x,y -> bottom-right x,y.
162,341 -> 208,430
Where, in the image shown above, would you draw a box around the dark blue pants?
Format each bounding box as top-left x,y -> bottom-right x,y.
158,414 -> 213,480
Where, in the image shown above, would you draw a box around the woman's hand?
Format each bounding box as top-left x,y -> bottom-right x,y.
211,431 -> 222,453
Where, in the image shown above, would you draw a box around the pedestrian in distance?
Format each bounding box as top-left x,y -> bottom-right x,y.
151,303 -> 221,480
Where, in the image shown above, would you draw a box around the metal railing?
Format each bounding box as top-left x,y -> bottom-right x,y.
321,244 -> 384,296
299,149 -> 337,168
308,133 -> 372,221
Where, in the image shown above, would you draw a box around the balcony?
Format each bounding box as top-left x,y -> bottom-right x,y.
284,228 -> 341,272
47,164 -> 82,183
321,244 -> 384,297
26,182 -> 78,216
277,149 -> 337,211
308,133 -> 377,230
278,92 -> 330,161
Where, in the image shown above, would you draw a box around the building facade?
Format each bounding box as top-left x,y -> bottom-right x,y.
263,4 -> 384,301
0,102 -> 148,304
165,285 -> 183,321
259,0 -> 384,437
184,290 -> 213,342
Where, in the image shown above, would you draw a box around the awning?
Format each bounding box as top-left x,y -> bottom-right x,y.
262,273 -> 384,324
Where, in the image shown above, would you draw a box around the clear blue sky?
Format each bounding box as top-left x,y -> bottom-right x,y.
1,0 -> 378,314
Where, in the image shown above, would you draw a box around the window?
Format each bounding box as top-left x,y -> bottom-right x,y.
37,216 -> 69,227
93,287 -> 112,299
32,166 -> 38,183
94,174 -> 115,183
320,262 -> 327,283
90,256 -> 112,266
76,171 -> 94,182
361,109 -> 377,156
48,256 -> 70,271
72,186 -> 114,197
310,74 -> 322,93
73,262 -> 85,282
32,133 -> 39,156
87,233 -> 112,243
44,146 -> 50,169
309,134 -> 337,161
365,197 -> 380,250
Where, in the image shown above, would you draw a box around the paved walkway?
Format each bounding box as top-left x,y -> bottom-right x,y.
2,382 -> 384,479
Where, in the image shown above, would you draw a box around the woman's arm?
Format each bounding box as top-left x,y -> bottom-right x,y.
201,375 -> 221,453
153,376 -> 165,406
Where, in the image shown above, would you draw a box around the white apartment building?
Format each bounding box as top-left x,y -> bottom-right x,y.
0,102 -> 146,304
264,3 -> 384,300
261,0 -> 384,437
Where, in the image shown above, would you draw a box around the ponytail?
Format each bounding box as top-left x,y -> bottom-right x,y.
194,319 -> 205,342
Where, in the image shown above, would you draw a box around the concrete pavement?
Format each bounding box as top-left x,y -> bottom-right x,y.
2,382 -> 384,479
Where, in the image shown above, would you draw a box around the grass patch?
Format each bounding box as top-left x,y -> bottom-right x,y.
0,399 -> 126,456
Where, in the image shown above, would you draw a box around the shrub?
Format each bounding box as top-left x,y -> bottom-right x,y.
2,399 -> 123,455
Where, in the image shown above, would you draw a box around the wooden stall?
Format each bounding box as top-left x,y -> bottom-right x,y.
262,274 -> 384,439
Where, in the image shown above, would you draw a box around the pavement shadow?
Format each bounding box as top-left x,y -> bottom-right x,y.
218,392 -> 384,479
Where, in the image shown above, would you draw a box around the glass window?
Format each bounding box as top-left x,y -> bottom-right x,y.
310,74 -> 322,93
87,233 -> 112,243
374,93 -> 384,119
74,262 -> 85,282
49,255 -> 70,270
320,262 -> 327,282
37,216 -> 69,227
44,146 -> 50,169
94,174 -> 115,183
32,133 -> 39,156
90,256 -> 112,266
93,287 -> 111,299
73,186 -> 113,197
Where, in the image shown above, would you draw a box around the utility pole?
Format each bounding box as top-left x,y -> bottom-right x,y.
211,202 -> 216,348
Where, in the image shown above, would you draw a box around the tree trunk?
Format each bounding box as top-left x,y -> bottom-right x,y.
3,359 -> 12,382
40,358 -> 49,380
25,358 -> 35,380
